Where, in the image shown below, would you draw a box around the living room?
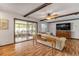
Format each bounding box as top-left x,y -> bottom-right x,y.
0,3 -> 79,56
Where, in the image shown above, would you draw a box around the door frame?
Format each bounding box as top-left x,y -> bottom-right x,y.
14,18 -> 38,44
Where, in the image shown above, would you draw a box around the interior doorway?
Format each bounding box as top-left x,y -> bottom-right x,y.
14,19 -> 37,43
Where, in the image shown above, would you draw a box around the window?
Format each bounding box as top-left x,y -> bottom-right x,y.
41,23 -> 47,32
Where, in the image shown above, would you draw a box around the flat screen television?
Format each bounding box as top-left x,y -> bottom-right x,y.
56,23 -> 71,30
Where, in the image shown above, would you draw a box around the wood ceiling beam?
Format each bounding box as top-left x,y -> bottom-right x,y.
56,11 -> 79,18
24,3 -> 52,17
40,11 -> 79,21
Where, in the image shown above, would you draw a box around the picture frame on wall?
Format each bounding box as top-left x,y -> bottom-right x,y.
0,19 -> 9,30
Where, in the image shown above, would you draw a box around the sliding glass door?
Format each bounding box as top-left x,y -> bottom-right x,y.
15,19 -> 37,43
27,22 -> 37,39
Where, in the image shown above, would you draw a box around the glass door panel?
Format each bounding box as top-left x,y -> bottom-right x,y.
27,22 -> 33,39
15,20 -> 27,43
26,22 -> 37,40
32,23 -> 37,35
15,20 -> 37,43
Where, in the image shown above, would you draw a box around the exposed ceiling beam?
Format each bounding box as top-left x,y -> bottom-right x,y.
40,11 -> 79,21
40,19 -> 47,21
48,18 -> 79,23
56,11 -> 79,18
24,3 -> 52,17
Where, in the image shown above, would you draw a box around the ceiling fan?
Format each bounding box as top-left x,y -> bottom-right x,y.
44,12 -> 59,20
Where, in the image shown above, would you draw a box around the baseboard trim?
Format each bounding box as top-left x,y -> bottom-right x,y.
71,38 -> 79,40
0,43 -> 14,47
14,39 -> 32,44
0,39 -> 33,47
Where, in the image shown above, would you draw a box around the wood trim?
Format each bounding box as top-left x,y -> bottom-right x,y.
40,19 -> 47,21
0,43 -> 14,47
0,40 -> 33,47
48,18 -> 79,23
24,3 -> 52,17
55,11 -> 79,18
14,18 -> 37,23
40,11 -> 79,21
14,39 -> 33,44
14,19 -> 15,44
71,38 -> 79,40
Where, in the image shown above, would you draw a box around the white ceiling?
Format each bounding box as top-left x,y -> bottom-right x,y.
29,3 -> 79,21
0,3 -> 43,15
0,3 -> 79,22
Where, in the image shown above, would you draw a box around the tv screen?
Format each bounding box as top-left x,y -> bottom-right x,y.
56,23 -> 71,30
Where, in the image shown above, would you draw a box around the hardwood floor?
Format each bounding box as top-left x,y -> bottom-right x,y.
0,39 -> 79,56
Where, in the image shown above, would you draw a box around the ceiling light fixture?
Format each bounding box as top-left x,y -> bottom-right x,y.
45,13 -> 58,20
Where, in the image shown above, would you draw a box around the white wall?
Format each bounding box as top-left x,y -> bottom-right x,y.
48,20 -> 79,39
0,11 -> 38,46
48,23 -> 56,35
38,21 -> 48,33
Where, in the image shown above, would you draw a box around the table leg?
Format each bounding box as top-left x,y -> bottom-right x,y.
52,43 -> 53,55
33,38 -> 35,46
